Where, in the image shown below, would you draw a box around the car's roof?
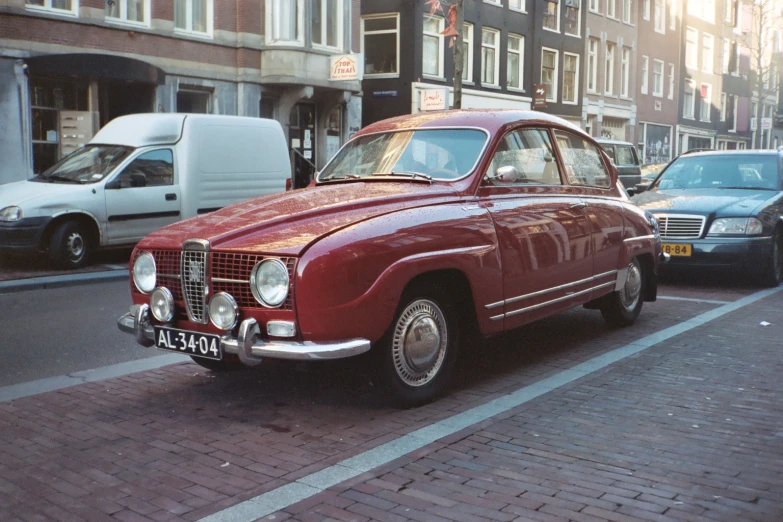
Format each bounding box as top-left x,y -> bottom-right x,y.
357,109 -> 588,138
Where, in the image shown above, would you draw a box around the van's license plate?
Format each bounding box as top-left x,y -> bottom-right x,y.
153,326 -> 222,360
662,243 -> 692,257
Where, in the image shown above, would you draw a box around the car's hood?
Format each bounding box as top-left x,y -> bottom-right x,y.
631,188 -> 776,216
0,179 -> 90,208
140,182 -> 461,255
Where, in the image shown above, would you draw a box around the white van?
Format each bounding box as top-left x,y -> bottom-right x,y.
0,114 -> 290,268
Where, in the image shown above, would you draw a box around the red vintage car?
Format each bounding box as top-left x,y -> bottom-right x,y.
118,110 -> 665,406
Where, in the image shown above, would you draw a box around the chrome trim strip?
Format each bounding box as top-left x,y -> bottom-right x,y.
117,310 -> 370,362
183,238 -> 211,252
503,282 -> 614,318
486,269 -> 618,309
158,273 -> 181,279
624,234 -> 656,242
212,277 -> 249,284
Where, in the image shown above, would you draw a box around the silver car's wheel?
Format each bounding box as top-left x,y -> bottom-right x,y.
48,220 -> 90,269
391,299 -> 448,388
619,260 -> 643,312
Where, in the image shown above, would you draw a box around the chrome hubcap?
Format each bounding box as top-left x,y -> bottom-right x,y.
620,262 -> 642,311
67,232 -> 85,261
392,299 -> 447,387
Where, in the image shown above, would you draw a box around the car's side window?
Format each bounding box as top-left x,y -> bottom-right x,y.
616,146 -> 636,166
555,131 -> 611,188
114,149 -> 174,188
485,128 -> 562,186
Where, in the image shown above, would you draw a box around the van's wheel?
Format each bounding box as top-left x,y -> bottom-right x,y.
374,283 -> 459,407
190,353 -> 246,372
600,257 -> 644,327
758,231 -> 783,287
48,220 -> 90,269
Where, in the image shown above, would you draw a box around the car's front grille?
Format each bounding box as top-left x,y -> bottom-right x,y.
181,250 -> 209,324
211,253 -> 296,310
655,214 -> 706,239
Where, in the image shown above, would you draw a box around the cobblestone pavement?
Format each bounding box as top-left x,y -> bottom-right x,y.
1,284 -> 782,521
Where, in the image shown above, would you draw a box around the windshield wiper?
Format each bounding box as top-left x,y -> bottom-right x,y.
372,171 -> 433,182
45,175 -> 81,184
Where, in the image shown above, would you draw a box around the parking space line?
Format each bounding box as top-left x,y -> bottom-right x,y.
657,295 -> 732,305
199,285 -> 783,522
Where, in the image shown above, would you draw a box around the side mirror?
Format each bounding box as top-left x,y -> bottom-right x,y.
105,180 -> 121,190
129,172 -> 147,188
489,165 -> 520,184
543,151 -> 554,163
625,187 -> 636,197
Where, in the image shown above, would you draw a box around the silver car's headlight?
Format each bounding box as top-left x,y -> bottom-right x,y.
708,217 -> 763,236
132,252 -> 156,293
0,206 -> 22,222
250,259 -> 289,307
150,287 -> 174,322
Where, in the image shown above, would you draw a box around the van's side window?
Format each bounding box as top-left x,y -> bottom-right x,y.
615,146 -> 637,166
115,150 -> 174,188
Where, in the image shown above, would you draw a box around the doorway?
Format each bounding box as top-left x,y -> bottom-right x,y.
289,103 -> 317,188
101,80 -> 155,127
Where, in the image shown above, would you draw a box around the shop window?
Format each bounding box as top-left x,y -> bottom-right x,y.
174,0 -> 212,36
362,14 -> 399,77
25,0 -> 78,15
106,0 -> 148,24
326,106 -> 343,161
260,99 -> 276,119
312,0 -> 341,49
176,90 -> 211,113
30,78 -> 89,173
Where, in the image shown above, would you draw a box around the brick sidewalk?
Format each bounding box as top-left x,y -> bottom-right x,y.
1,292 -> 781,521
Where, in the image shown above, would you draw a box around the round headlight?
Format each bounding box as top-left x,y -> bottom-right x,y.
133,252 -> 156,294
209,292 -> 238,330
250,259 -> 290,308
150,287 -> 174,323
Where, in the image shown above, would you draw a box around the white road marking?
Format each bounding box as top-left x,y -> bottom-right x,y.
657,295 -> 732,305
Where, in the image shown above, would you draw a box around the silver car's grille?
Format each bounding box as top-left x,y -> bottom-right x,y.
655,214 -> 706,239
181,248 -> 209,324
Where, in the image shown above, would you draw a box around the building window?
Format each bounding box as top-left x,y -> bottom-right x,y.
607,0 -> 616,18
641,55 -> 649,94
643,0 -> 650,20
668,63 -> 674,99
688,0 -> 714,23
543,0 -> 559,32
702,34 -> 713,73
621,47 -> 630,97
700,84 -> 711,121
587,38 -> 598,92
175,0 -> 212,35
462,23 -> 474,82
653,59 -> 663,97
725,0 -> 737,25
685,27 -> 698,69
623,0 -> 632,23
683,81 -> 695,119
362,14 -> 399,77
481,27 -> 500,86
423,15 -> 444,78
542,48 -> 559,101
312,0 -> 342,49
589,0 -> 599,12
653,0 -> 664,33
604,42 -> 615,95
720,92 -> 727,121
266,0 -> 298,42
565,3 -> 580,36
507,33 -> 524,89
106,0 -> 148,24
722,38 -> 730,74
563,53 -> 579,104
729,95 -> 737,131
509,0 -> 525,11
670,0 -> 676,29
25,0 -> 77,15
177,89 -> 211,113
732,42 -> 740,75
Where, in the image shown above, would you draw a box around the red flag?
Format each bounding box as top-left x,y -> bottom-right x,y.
425,0 -> 442,15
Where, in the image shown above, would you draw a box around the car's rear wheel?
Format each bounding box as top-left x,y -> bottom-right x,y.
600,257 -> 645,327
189,353 -> 246,372
758,231 -> 783,288
48,220 -> 90,269
374,283 -> 459,407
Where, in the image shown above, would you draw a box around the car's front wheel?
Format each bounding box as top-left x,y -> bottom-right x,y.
758,232 -> 783,288
375,283 -> 459,407
48,220 -> 90,269
600,257 -> 645,327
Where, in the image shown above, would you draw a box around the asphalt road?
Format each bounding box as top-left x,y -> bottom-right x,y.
0,279 -> 161,387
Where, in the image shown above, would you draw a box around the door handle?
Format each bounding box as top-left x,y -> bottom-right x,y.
165,193 -> 177,201
570,202 -> 588,209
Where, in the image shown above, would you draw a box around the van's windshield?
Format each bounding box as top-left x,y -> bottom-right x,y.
34,145 -> 132,184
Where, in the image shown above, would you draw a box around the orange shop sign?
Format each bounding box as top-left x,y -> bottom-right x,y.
330,54 -> 362,81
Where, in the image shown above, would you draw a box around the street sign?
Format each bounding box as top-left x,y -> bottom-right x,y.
533,84 -> 547,109
761,117 -> 772,130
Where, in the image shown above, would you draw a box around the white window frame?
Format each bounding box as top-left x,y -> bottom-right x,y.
361,13 -> 400,79
669,0 -> 676,29
311,0 -> 344,50
484,0 -> 502,5
481,27 -> 500,87
543,0 -> 560,33
422,14 -> 445,79
589,0 -> 600,13
621,47 -> 630,97
702,34 -> 714,73
703,0 -> 715,23
587,38 -> 599,93
507,33 -> 524,90
684,80 -> 695,119
720,92 -> 727,121
265,0 -> 299,44
604,42 -> 615,95
643,0 -> 650,20
667,63 -> 674,99
653,0 -> 664,33
700,83 -> 711,121
25,0 -> 78,16
105,0 -> 150,26
685,27 -> 698,69
541,47 -> 559,102
564,3 -> 581,37
623,0 -> 632,23
641,55 -> 649,94
563,52 -> 579,104
606,0 -> 617,18
509,0 -> 526,12
462,23 -> 474,83
652,59 -> 664,97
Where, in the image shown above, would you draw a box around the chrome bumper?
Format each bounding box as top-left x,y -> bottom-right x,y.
117,304 -> 371,363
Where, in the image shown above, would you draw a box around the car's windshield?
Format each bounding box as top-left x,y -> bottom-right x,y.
318,129 -> 487,182
37,145 -> 132,184
651,154 -> 781,191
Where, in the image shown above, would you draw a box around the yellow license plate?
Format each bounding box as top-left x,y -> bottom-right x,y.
662,243 -> 692,257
